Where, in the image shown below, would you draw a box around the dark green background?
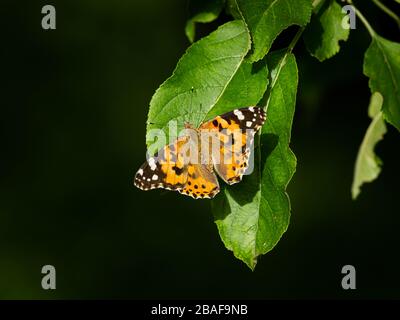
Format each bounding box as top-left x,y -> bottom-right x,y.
1,0 -> 399,299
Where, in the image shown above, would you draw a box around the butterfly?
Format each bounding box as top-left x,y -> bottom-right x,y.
134,107 -> 266,199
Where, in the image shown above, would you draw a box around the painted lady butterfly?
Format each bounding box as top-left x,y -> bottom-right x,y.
134,107 -> 266,199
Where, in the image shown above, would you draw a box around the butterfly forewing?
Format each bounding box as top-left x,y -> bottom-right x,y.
199,107 -> 266,185
134,137 -> 189,191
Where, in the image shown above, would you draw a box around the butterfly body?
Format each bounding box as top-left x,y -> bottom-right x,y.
134,107 -> 266,199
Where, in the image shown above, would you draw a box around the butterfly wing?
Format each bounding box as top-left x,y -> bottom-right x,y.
135,107 -> 265,197
178,163 -> 219,199
199,106 -> 266,185
134,136 -> 189,191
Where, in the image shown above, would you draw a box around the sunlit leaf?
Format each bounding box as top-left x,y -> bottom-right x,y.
303,0 -> 350,61
352,92 -> 387,199
364,35 -> 400,131
232,0 -> 313,61
146,20 -> 251,149
212,50 -> 297,270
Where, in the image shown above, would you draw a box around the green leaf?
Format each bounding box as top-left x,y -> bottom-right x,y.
352,92 -> 387,200
364,35 -> 400,131
232,0 -> 313,61
303,0 -> 350,61
185,0 -> 225,43
205,59 -> 270,120
212,50 -> 297,270
146,20 -> 252,149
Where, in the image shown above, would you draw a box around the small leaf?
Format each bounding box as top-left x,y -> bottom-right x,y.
146,20 -> 251,149
303,0 -> 350,61
352,92 -> 387,200
212,50 -> 297,270
185,0 -> 225,43
364,35 -> 400,131
232,0 -> 313,61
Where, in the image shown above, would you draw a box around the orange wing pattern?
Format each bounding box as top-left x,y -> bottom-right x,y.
199,107 -> 266,184
134,107 -> 266,199
134,137 -> 189,191
178,164 -> 219,199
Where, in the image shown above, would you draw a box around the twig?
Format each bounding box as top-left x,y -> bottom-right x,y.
371,0 -> 400,29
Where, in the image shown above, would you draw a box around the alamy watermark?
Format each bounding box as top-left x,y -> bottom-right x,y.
341,265 -> 356,290
41,265 -> 56,290
146,120 -> 257,174
41,5 -> 56,30
342,5 -> 356,30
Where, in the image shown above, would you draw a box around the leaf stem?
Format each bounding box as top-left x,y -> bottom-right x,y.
371,0 -> 400,29
264,0 -> 321,111
288,27 -> 305,53
264,26 -> 304,113
346,0 -> 377,37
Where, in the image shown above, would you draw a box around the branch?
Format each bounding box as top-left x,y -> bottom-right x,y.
371,0 -> 400,29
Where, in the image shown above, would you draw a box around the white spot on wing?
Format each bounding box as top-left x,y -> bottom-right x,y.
137,169 -> 143,176
148,157 -> 156,170
234,109 -> 245,120
249,107 -> 254,112
152,174 -> 158,180
246,121 -> 252,127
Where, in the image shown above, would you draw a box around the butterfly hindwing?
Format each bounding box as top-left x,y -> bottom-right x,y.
199,107 -> 266,185
179,164 -> 219,199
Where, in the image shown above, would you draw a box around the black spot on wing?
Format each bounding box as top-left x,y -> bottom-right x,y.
178,182 -> 220,200
172,165 -> 184,175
